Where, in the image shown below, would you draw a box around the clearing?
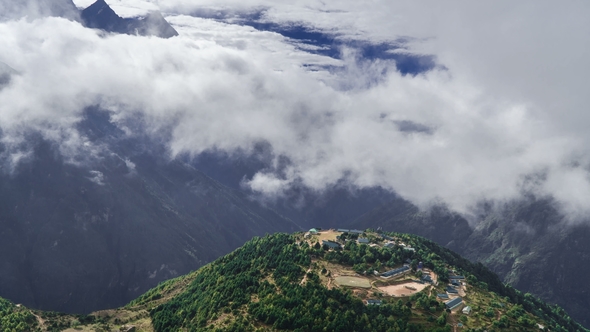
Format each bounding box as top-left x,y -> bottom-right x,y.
334,276 -> 372,288
378,281 -> 429,297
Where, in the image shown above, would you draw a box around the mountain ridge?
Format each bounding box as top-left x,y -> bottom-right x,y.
0,230 -> 586,331
80,0 -> 178,38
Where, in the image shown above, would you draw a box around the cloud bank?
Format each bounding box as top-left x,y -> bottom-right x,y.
2,0 -> 590,221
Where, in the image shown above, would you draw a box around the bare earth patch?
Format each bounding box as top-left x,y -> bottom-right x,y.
379,281 -> 428,297
316,230 -> 340,242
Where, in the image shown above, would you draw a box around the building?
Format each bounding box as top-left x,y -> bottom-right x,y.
309,228 -> 319,235
446,286 -> 459,294
403,247 -> 415,252
366,299 -> 382,306
421,275 -> 433,284
449,275 -> 465,280
381,234 -> 394,241
381,265 -> 410,278
349,229 -> 364,234
322,240 -> 341,249
358,238 -> 369,244
437,293 -> 449,300
337,228 -> 350,233
384,242 -> 396,248
462,306 -> 472,315
445,297 -> 463,310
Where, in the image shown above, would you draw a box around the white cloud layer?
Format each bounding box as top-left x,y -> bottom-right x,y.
2,0 -> 590,220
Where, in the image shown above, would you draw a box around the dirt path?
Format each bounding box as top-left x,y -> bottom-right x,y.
300,266 -> 313,285
32,312 -> 46,330
449,313 -> 458,332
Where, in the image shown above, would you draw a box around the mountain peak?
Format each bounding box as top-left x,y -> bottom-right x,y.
81,0 -> 178,38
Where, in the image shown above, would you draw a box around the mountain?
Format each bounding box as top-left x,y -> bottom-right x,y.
80,0 -> 178,38
349,197 -> 473,252
353,197 -> 590,328
190,150 -> 397,229
0,108 -> 300,314
1,231 -> 586,331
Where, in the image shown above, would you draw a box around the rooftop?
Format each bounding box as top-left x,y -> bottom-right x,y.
445,297 -> 463,309
322,240 -> 341,249
381,265 -> 410,278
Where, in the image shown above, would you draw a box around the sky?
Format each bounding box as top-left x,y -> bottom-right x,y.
1,0 -> 590,221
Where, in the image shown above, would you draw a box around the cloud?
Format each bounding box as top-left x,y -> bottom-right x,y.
0,0 -> 80,21
2,1 -> 590,222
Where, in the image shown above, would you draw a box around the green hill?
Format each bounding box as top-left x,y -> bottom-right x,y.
1,230 -> 586,332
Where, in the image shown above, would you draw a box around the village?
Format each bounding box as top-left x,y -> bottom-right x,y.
302,228 -> 474,329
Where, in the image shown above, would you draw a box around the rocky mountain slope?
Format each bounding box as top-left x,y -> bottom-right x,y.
0,109 -> 300,314
80,0 -> 178,38
353,197 -> 590,327
0,231 -> 586,331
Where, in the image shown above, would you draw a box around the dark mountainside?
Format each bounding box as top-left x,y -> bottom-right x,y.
353,196 -> 590,327
0,109 -> 300,314
80,0 -> 178,38
191,150 -> 397,229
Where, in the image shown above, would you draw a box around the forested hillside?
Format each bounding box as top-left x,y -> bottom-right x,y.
1,230 -> 586,331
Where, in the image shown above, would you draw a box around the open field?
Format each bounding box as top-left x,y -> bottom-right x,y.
379,281 -> 428,296
335,276 -> 372,288
316,230 -> 339,242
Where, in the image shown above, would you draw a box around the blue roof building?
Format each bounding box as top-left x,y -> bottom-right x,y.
437,293 -> 449,299
337,228 -> 350,233
449,275 -> 465,280
381,265 -> 410,278
358,238 -> 369,244
366,299 -> 382,305
446,286 -> 459,294
445,297 -> 463,310
349,229 -> 364,234
322,240 -> 341,249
